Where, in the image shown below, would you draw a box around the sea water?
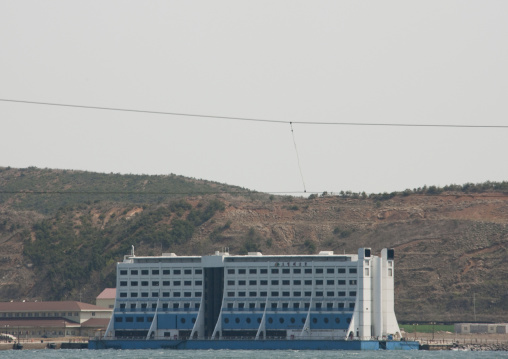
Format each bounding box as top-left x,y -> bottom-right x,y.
0,350 -> 508,359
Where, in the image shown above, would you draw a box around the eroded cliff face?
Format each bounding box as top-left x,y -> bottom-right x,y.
2,191 -> 508,322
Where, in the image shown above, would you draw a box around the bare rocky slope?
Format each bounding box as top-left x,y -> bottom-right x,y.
1,167 -> 507,323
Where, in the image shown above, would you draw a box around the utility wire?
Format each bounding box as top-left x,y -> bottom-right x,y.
2,98 -> 508,128
290,122 -> 306,192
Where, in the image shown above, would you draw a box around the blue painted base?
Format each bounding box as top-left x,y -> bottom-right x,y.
89,339 -> 420,351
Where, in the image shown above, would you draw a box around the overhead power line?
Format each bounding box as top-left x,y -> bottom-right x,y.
2,98 -> 508,128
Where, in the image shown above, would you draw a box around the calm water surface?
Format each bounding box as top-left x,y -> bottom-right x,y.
1,350 -> 508,359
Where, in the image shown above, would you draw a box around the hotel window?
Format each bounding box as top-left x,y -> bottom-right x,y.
238,280 -> 246,285
304,280 -> 312,285
293,268 -> 301,274
228,269 -> 235,274
271,280 -> 279,285
316,280 -> 323,285
227,280 -> 235,286
304,303 -> 310,308
184,292 -> 192,297
174,281 -> 181,286
115,317 -> 123,322
271,269 -> 279,274
162,292 -> 170,297
327,303 -> 333,308
184,281 -> 191,286
293,291 -> 301,297
173,292 -> 181,297
162,303 -> 168,309
141,292 -> 148,297
271,303 -> 278,309
131,293 -> 138,297
120,270 -> 127,275
136,317 -> 144,322
304,291 -> 312,297
131,281 -> 138,286
327,291 -> 334,297
338,291 -> 346,297
249,269 -> 257,274
238,292 -> 246,297
260,280 -> 268,285
152,292 -> 159,297
249,303 -> 256,309
184,269 -> 192,275
130,304 -> 136,309
141,304 -> 147,309
239,269 -> 246,274
350,291 -> 357,297
120,293 -> 127,297
126,317 -> 133,322
349,268 -> 357,274
249,280 -> 257,285
173,303 -> 180,309
327,268 -> 334,274
260,303 -> 266,309
131,270 -> 138,275
327,280 -> 334,285
316,268 -> 323,274
153,281 -> 160,286
293,303 -> 300,309
152,270 -> 159,275
349,303 -> 355,309
282,280 -> 290,285
271,291 -> 279,297
282,303 -> 289,309
141,281 -> 149,286
282,291 -> 290,297
195,280 -> 202,286
120,281 -> 127,286
338,280 -> 346,285
349,280 -> 357,285
316,291 -> 323,297
305,268 -> 312,274
174,270 -> 181,275
282,268 -> 290,274
260,269 -> 268,274
260,291 -> 267,297
163,270 -> 170,275
195,269 -> 202,274
293,280 -> 301,285
315,303 -> 322,309
195,292 -> 202,297
338,303 -> 344,308
338,268 -> 346,273
249,292 -> 257,297
227,303 -> 233,308
141,270 -> 149,275
227,292 -> 235,297
163,281 -> 170,286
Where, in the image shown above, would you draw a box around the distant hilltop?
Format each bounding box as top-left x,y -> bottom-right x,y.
0,166 -> 507,323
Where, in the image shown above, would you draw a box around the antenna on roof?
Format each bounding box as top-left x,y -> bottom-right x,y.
132,245 -> 135,257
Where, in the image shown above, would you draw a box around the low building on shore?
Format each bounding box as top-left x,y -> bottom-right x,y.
455,323 -> 508,334
0,301 -> 112,339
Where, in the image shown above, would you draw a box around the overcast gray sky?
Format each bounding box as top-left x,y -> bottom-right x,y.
1,1 -> 507,195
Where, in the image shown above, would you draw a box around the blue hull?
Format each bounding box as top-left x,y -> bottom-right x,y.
89,339 -> 419,350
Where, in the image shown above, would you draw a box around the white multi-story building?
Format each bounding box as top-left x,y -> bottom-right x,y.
105,248 -> 401,341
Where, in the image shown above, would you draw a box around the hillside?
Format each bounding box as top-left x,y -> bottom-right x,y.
1,166 -> 507,323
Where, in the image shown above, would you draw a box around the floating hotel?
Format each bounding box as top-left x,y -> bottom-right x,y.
90,248 -> 418,350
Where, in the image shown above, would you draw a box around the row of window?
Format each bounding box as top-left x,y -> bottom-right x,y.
227,268 -> 357,275
119,302 -> 200,310
115,316 -> 196,324
120,269 -> 203,276
223,316 -> 349,325
1,312 -> 79,318
226,291 -> 356,298
119,280 -> 203,287
227,279 -> 357,286
119,291 -> 202,298
225,302 -> 355,310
